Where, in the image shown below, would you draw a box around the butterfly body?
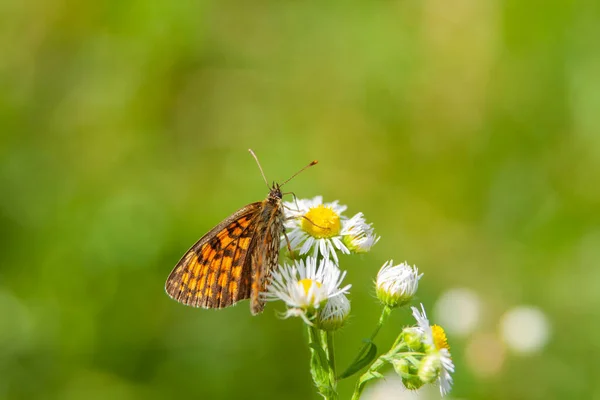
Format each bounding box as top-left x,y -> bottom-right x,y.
165,185 -> 284,315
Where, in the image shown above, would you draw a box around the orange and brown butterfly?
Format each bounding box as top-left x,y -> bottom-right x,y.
165,149 -> 317,315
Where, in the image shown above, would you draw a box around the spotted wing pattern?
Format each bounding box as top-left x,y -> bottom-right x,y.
165,195 -> 285,314
165,203 -> 262,310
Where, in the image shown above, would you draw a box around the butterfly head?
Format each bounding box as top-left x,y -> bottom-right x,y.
268,183 -> 283,202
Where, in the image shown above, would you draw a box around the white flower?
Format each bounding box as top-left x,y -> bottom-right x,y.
411,304 -> 434,347
341,212 -> 380,253
376,261 -> 422,307
436,350 -> 454,396
411,304 -> 454,397
316,293 -> 351,331
283,196 -> 377,263
283,196 -> 349,263
264,257 -> 351,322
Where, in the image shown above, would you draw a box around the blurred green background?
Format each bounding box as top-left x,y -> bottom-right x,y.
1,1 -> 600,399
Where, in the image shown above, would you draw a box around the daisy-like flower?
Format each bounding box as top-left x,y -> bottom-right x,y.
376,261 -> 422,308
341,212 -> 380,253
316,293 -> 351,331
264,256 -> 351,323
283,196 -> 378,263
283,196 -> 349,263
411,304 -> 455,397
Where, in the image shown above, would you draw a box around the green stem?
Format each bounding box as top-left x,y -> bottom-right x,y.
341,306 -> 392,379
350,353 -> 389,400
327,331 -> 336,378
321,330 -> 337,392
307,325 -> 336,399
307,324 -> 321,381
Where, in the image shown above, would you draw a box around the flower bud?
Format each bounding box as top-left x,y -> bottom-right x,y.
418,354 -> 442,384
400,327 -> 426,352
341,212 -> 379,253
392,358 -> 424,390
316,293 -> 351,331
376,261 -> 422,308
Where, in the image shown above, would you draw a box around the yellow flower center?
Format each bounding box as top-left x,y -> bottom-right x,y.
301,205 -> 341,238
299,278 -> 322,294
298,279 -> 323,306
432,325 -> 450,351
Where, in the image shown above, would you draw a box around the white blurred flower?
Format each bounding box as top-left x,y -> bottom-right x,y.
376,261 -> 422,308
434,288 -> 481,337
264,257 -> 351,323
411,304 -> 454,397
499,306 -> 550,354
362,374 -> 442,400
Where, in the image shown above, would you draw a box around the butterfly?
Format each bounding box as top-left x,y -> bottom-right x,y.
165,150 -> 317,315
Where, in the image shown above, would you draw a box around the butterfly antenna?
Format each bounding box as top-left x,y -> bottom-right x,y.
281,159 -> 318,187
248,149 -> 270,189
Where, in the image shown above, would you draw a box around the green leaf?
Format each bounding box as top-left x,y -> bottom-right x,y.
338,342 -> 378,379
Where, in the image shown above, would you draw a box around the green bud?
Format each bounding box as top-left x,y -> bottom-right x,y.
402,375 -> 425,391
376,287 -> 411,308
418,354 -> 441,384
392,357 -> 424,390
392,358 -> 423,390
392,358 -> 412,376
401,327 -> 426,352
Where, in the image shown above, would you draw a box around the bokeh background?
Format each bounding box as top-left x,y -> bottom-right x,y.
1,1 -> 599,399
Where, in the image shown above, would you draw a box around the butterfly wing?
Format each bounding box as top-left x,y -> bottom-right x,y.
165,202 -> 262,309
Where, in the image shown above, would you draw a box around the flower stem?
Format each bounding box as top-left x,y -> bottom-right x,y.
307,325 -> 337,399
327,331 -> 336,378
341,305 -> 392,380
322,330 -> 337,391
350,355 -> 387,400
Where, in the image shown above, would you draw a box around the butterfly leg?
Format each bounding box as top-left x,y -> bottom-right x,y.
283,230 -> 293,253
281,191 -> 300,212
